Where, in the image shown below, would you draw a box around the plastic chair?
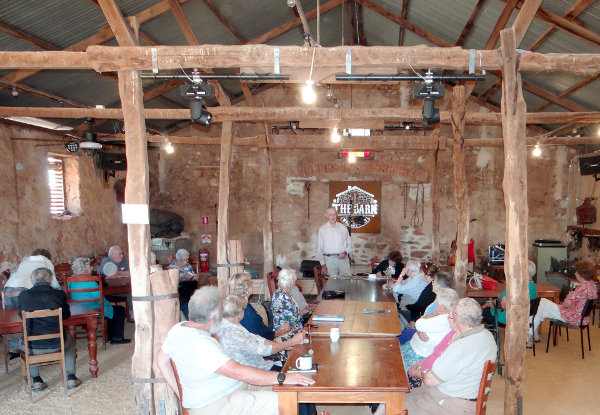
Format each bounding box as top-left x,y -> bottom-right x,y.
65,274 -> 107,349
20,308 -> 67,401
476,360 -> 498,415
170,359 -> 190,415
262,300 -> 274,330
529,297 -> 541,357
546,298 -> 594,359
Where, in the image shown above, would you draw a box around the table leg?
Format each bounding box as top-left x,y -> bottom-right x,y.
278,391 -> 298,415
86,316 -> 98,378
385,391 -> 404,415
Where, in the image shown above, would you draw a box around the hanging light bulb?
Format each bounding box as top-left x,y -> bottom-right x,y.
331,129 -> 341,143
348,153 -> 357,163
164,141 -> 174,154
326,85 -> 334,100
302,80 -> 317,104
286,0 -> 296,7
532,143 -> 541,157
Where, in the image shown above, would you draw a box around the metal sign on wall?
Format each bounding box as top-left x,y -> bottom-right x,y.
329,181 -> 381,233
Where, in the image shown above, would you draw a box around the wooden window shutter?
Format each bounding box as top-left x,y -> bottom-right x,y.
47,156 -> 66,215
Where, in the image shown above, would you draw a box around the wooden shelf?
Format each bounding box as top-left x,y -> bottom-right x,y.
567,225 -> 600,237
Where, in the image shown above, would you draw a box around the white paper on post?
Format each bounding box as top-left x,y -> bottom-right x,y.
121,204 -> 150,224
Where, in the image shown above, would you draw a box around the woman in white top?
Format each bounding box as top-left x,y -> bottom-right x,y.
400,288 -> 459,372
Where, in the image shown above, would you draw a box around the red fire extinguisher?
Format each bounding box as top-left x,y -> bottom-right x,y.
199,249 -> 209,272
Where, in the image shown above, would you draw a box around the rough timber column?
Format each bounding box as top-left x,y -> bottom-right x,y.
217,122 -> 233,294
500,27 -> 530,415
450,85 -> 470,297
118,70 -> 152,413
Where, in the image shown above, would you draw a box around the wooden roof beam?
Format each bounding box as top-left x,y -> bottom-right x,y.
484,0 -> 518,49
455,0 -> 485,47
1,105 -> 598,124
533,73 -> 600,112
528,0 -> 595,51
0,21 -> 58,50
98,0 -> 138,46
512,0 -> 543,47
397,0 -> 409,46
202,0 -> 245,43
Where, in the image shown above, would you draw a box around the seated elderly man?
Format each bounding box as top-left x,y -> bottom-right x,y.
70,258 -> 130,345
18,268 -> 82,391
99,245 -> 130,279
156,286 -> 315,415
3,248 -> 60,309
376,297 -> 497,415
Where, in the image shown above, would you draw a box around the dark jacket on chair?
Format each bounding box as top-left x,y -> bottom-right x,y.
405,282 -> 435,322
18,282 -> 70,349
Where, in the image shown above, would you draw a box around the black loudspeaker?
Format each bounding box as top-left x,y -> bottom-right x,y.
94,152 -> 127,171
579,155 -> 600,176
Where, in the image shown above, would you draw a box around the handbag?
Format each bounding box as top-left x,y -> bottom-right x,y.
322,290 -> 345,300
469,273 -> 499,290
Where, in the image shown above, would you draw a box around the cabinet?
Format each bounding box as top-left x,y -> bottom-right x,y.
532,245 -> 566,285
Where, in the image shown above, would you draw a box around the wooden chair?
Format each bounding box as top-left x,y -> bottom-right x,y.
64,274 -> 107,349
20,308 -> 68,401
529,297 -> 541,357
187,257 -> 199,273
313,266 -> 326,294
89,256 -> 104,276
54,262 -> 72,286
262,301 -> 274,329
266,272 -> 277,298
370,257 -> 382,272
546,298 -> 594,359
170,359 -> 190,415
476,360 -> 498,415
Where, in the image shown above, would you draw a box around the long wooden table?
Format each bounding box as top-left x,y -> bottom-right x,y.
467,283 -> 560,303
0,304 -> 100,378
103,276 -> 132,296
274,337 -> 409,415
321,277 -> 396,302
307,300 -> 401,337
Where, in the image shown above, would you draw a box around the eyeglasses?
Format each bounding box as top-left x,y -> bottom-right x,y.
448,314 -> 454,320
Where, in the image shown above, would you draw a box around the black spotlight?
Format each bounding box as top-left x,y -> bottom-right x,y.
65,141 -> 79,152
189,99 -> 212,126
413,71 -> 445,126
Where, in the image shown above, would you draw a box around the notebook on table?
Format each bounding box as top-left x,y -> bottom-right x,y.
312,314 -> 345,322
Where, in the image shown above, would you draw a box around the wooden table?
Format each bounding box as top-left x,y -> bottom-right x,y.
467,283 -> 560,303
0,304 -> 100,378
103,276 -> 132,296
274,337 -> 409,415
306,300 -> 401,337
321,277 -> 396,302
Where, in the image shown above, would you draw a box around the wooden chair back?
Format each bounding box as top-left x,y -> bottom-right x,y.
476,360 -> 497,415
529,297 -> 541,356
313,266 -> 325,294
54,262 -> 72,285
64,274 -> 107,349
371,257 -> 382,272
187,257 -> 199,273
266,272 -> 277,298
89,256 -> 104,276
170,359 -> 190,415
21,308 -> 67,400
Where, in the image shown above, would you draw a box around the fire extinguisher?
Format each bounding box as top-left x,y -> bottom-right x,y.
199,249 -> 209,272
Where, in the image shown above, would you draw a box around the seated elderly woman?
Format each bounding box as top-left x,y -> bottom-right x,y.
399,262 -> 440,325
272,268 -> 304,341
169,249 -> 197,319
400,288 -> 459,387
229,272 -> 291,340
531,260 -> 598,345
219,295 -> 305,371
69,257 -> 130,344
382,260 -> 428,308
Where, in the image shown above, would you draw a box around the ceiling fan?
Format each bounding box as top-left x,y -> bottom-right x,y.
65,117 -> 102,152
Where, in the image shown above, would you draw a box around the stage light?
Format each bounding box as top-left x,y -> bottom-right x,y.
189,99 -> 212,126
348,153 -> 357,163
331,129 -> 341,143
302,80 -> 316,104
413,70 -> 445,126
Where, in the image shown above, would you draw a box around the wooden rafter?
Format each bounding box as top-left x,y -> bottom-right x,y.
98,0 -> 138,46
0,21 -> 58,50
202,0 -> 245,43
484,0 -> 518,49
397,0 -> 408,46
512,0 -> 543,46
455,0 -> 485,46
528,0 -> 595,51
533,73 -> 600,112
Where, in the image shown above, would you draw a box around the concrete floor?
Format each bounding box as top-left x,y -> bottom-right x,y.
1,310 -> 599,414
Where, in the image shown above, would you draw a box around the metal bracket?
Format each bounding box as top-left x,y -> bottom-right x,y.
274,48 -> 280,74
469,49 -> 476,74
346,49 -> 352,74
151,48 -> 158,74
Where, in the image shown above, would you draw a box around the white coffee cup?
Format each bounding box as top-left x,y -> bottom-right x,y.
330,327 -> 340,342
295,354 -> 312,370
368,273 -> 377,280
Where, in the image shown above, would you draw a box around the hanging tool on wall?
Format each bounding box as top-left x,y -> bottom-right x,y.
401,183 -> 409,219
410,182 -> 425,227
305,181 -> 312,219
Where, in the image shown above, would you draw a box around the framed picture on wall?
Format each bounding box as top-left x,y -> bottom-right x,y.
329,181 -> 381,233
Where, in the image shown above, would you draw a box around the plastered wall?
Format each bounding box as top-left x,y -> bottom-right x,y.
0,124 -> 127,271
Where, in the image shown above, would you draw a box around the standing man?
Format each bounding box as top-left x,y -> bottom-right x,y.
156,286 -> 315,414
317,207 -> 353,277
99,245 -> 130,279
18,268 -> 82,391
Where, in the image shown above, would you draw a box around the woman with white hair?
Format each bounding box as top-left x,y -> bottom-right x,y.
219,295 -> 305,371
169,249 -> 197,319
272,269 -> 304,341
229,272 -> 291,340
400,288 -> 459,380
382,260 -> 428,308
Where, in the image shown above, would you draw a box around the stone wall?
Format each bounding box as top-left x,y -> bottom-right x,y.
0,124 -> 127,270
